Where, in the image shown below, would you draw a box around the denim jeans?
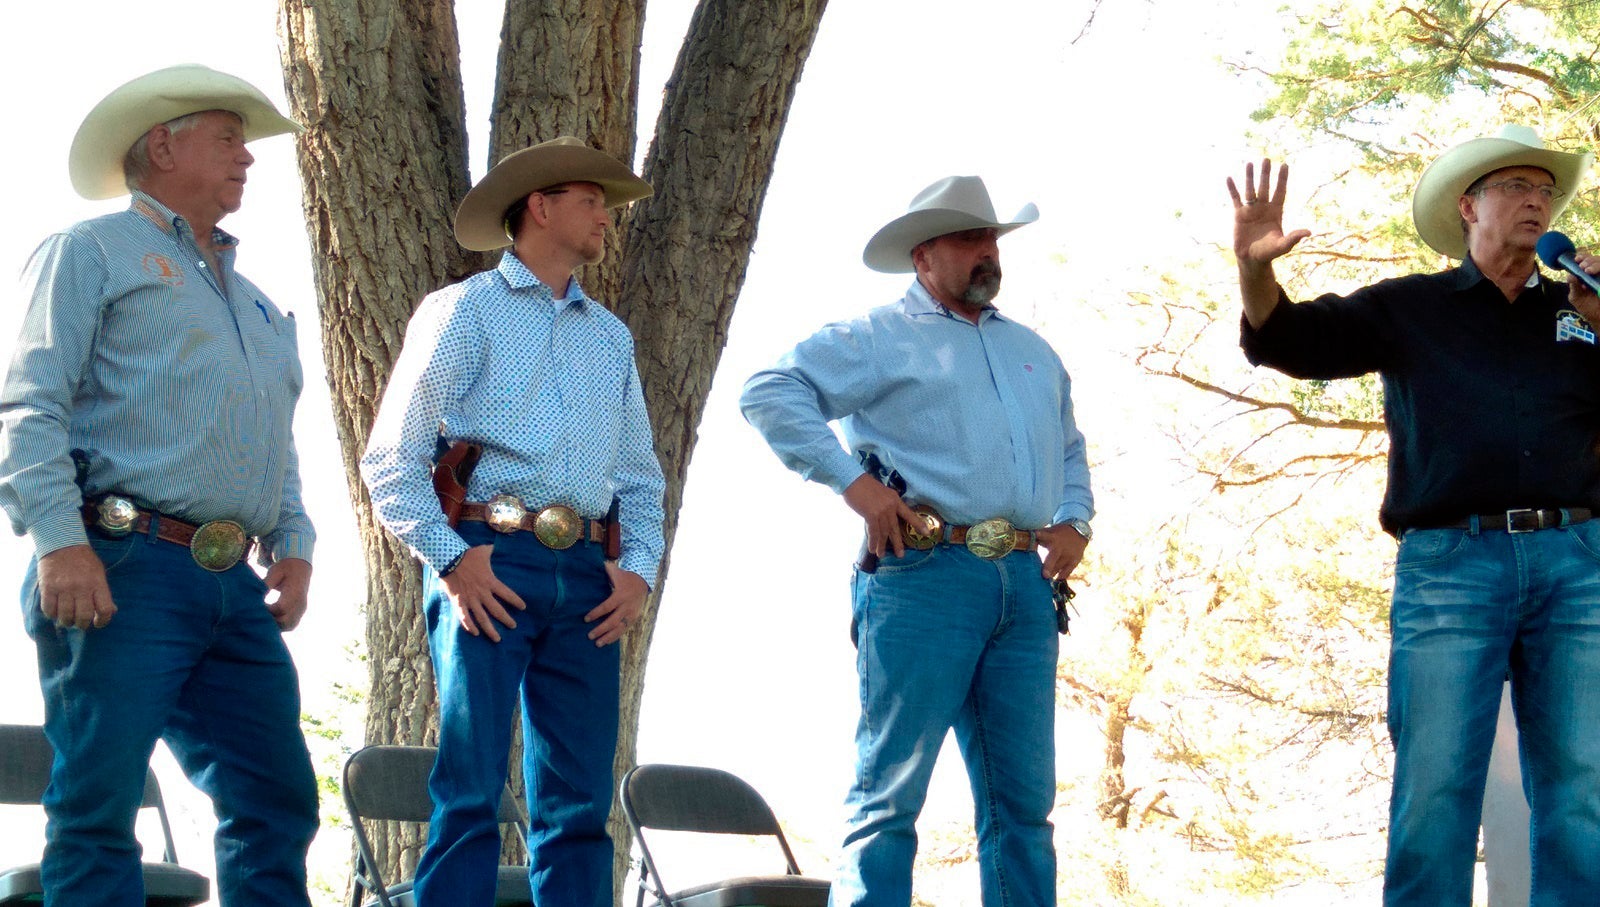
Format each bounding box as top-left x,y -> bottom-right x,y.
832,543 -> 1058,907
413,522 -> 620,907
1385,520 -> 1600,906
21,528 -> 318,907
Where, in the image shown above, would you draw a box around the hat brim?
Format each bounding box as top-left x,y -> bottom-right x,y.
1413,137 -> 1593,259
453,143 -> 653,251
862,204 -> 1039,273
69,65 -> 301,201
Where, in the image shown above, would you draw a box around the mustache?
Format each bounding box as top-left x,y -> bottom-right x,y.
971,260 -> 1001,282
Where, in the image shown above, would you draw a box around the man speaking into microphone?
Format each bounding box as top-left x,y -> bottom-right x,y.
1226,126 -> 1600,905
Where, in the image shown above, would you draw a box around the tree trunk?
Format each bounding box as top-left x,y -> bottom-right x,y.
608,0 -> 829,896
277,0 -> 483,883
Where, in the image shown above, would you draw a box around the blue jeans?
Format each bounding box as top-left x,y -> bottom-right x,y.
1385,521 -> 1600,906
21,528 -> 318,907
414,522 -> 620,907
832,544 -> 1058,907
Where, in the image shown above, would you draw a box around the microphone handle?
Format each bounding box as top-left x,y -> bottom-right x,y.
1557,252 -> 1600,297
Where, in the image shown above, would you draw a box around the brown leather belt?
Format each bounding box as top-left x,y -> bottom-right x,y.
81,496 -> 254,572
1440,507 -> 1593,533
903,506 -> 1039,559
459,500 -> 606,549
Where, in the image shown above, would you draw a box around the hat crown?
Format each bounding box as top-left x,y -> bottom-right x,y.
906,175 -> 999,221
1496,124 -> 1546,151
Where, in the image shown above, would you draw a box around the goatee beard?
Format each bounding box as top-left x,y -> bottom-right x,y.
962,261 -> 1002,306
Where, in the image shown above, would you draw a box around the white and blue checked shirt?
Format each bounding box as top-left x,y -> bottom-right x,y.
360,253 -> 667,586
0,192 -> 314,563
741,279 -> 1093,530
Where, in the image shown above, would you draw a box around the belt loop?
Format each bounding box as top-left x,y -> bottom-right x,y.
1560,507 -> 1572,528
145,512 -> 161,544
1467,514 -> 1481,537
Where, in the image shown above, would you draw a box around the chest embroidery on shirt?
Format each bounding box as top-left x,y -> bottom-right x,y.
1556,309 -> 1596,345
142,253 -> 185,288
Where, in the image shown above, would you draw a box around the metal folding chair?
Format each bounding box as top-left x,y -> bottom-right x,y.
620,763 -> 831,907
0,723 -> 210,906
343,744 -> 533,907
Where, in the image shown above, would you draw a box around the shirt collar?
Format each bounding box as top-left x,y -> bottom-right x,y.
129,191 -> 240,252
1455,255 -> 1544,292
497,252 -> 589,306
904,278 -> 1003,323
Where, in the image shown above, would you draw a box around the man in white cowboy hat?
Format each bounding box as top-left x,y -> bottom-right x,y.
0,65 -> 319,904
360,135 -> 666,906
1228,126 -> 1600,904
741,175 -> 1093,907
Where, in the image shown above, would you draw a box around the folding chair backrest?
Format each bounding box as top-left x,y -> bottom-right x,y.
0,725 -> 54,807
621,762 -> 806,902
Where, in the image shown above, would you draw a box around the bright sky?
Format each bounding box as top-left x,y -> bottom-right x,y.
0,0 -> 1284,902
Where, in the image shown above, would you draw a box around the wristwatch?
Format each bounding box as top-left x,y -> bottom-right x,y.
1064,518 -> 1093,542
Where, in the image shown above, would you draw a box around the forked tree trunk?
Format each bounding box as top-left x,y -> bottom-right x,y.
277,0 -> 829,900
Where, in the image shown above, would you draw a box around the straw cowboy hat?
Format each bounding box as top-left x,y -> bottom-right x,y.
1412,124 -> 1593,259
69,64 -> 301,201
453,136 -> 653,251
862,175 -> 1039,273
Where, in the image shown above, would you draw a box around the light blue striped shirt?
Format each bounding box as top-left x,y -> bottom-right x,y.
360,253 -> 667,586
0,192 -> 314,562
740,279 -> 1093,530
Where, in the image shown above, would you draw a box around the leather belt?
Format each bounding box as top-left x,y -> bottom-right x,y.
82,496 -> 253,572
903,506 -> 1039,559
1440,507 -> 1593,534
459,497 -> 606,550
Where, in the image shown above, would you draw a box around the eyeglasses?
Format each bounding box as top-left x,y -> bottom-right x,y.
1477,178 -> 1565,202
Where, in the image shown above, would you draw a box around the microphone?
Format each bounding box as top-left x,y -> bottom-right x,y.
1536,231 -> 1600,295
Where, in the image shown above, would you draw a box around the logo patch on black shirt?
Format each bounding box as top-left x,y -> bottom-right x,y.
1556,310 -> 1595,345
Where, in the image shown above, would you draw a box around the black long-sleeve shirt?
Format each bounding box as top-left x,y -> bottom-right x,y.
1241,257 -> 1600,534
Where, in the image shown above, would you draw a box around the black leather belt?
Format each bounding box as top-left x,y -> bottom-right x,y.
1439,508 -> 1593,533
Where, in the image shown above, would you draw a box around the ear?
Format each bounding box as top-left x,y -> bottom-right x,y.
1458,193 -> 1478,226
910,241 -> 930,275
144,124 -> 179,173
524,192 -> 552,229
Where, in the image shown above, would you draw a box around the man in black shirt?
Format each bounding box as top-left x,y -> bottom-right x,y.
1227,126 -> 1600,906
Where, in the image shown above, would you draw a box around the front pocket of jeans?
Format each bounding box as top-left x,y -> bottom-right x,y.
872,545 -> 941,576
1395,528 -> 1469,572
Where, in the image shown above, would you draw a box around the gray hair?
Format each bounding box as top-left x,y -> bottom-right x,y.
122,112 -> 213,191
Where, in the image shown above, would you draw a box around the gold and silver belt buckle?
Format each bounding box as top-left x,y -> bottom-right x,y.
485,494 -> 529,534
965,518 -> 1018,559
190,520 -> 247,572
94,495 -> 139,537
533,504 -> 583,550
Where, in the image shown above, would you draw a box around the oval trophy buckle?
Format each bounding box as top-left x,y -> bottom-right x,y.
965,518 -> 1017,560
533,505 -> 582,550
190,520 -> 247,572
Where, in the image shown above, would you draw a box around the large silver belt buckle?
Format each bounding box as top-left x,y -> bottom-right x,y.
533,505 -> 582,550
94,495 -> 139,537
902,506 -> 943,551
190,520 -> 247,572
965,518 -> 1017,559
486,494 -> 529,534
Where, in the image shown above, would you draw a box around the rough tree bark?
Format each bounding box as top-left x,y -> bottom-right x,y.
277,0 -> 829,897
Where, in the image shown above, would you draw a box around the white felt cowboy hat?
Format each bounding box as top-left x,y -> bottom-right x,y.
862,175 -> 1039,273
1412,124 -> 1592,259
453,136 -> 653,252
69,64 -> 301,201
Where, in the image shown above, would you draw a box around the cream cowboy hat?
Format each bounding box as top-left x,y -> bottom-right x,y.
862,175 -> 1039,273
453,136 -> 653,251
1412,124 -> 1593,259
69,64 -> 301,201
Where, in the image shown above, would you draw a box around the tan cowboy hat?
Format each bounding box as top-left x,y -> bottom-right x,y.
69,64 -> 301,201
453,136 -> 653,251
862,175 -> 1039,273
1412,124 -> 1593,259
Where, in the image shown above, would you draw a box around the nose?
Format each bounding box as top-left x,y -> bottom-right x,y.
241,144 -> 256,168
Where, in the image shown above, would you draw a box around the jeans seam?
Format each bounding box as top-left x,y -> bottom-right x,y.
968,694 -> 1010,907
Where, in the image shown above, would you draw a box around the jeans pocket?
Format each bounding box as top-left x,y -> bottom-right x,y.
1396,527 -> 1469,572
88,535 -> 141,576
871,545 -> 941,576
1564,519 -> 1600,565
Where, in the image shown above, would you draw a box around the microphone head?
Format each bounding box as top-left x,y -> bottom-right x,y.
1537,230 -> 1577,268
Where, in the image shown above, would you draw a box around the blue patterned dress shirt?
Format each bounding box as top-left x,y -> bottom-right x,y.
740,279 -> 1093,530
361,253 -> 667,586
0,192 -> 314,563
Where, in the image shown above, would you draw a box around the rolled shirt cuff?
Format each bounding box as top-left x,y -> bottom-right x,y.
28,507 -> 91,559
